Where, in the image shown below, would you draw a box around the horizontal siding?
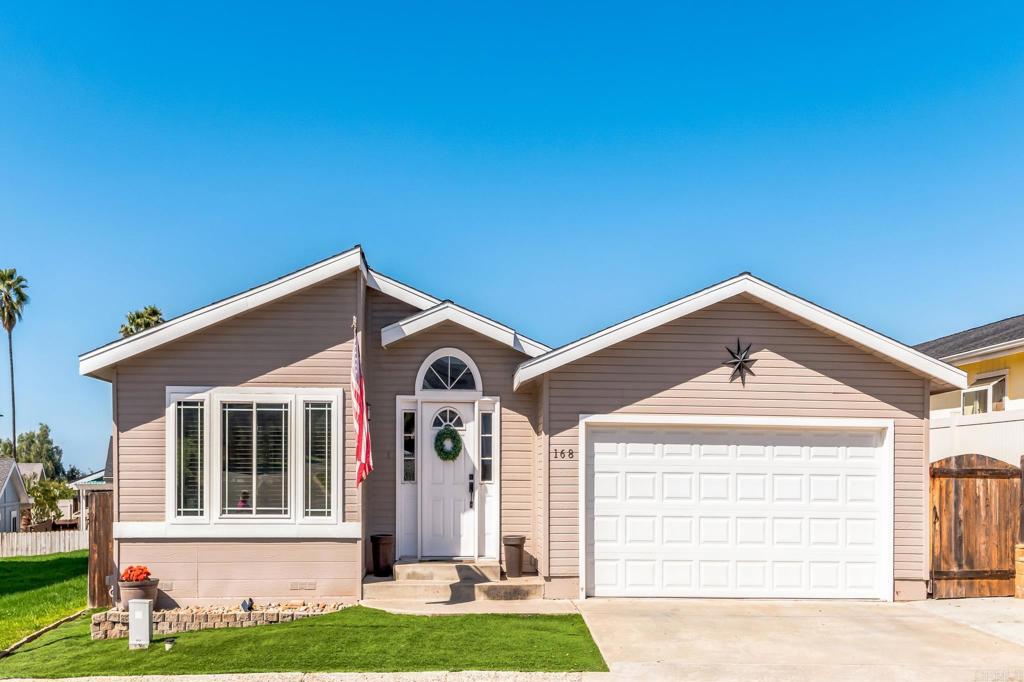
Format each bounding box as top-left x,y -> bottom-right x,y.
119,539 -> 360,605
546,295 -> 929,581
115,273 -> 359,523
363,290 -> 539,569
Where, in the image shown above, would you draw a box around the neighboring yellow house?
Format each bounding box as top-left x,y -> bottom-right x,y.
916,314 -> 1024,465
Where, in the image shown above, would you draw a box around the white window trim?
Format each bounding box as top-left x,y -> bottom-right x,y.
162,386 -> 345,534
961,370 -> 1009,415
575,413 -> 895,602
415,347 -> 484,399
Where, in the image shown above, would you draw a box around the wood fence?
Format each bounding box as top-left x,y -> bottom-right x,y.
88,491 -> 114,608
930,453 -> 1022,598
0,529 -> 88,558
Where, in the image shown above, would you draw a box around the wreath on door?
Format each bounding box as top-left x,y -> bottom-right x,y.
434,425 -> 463,461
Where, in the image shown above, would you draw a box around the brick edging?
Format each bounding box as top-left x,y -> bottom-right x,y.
1,609 -> 89,658
91,603 -> 349,640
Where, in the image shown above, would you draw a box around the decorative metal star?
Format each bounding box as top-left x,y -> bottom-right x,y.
723,339 -> 756,386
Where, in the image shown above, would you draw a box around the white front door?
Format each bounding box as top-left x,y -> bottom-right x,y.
420,404 -> 476,557
587,426 -> 890,599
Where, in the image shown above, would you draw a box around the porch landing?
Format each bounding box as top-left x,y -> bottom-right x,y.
362,560 -> 546,602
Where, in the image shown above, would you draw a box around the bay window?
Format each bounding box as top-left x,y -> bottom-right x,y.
166,387 -> 341,526
961,374 -> 1008,415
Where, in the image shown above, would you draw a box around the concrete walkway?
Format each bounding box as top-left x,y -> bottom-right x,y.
577,598 -> 1024,681
911,596 -> 1024,647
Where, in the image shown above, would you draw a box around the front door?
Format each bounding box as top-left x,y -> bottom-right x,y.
420,404 -> 476,557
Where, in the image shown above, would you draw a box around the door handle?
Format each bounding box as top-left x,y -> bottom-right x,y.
468,474 -> 475,509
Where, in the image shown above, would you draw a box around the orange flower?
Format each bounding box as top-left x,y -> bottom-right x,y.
120,565 -> 151,582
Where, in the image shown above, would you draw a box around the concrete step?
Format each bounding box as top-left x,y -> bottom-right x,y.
393,560 -> 501,582
474,577 -> 544,601
363,578 -> 461,601
362,575 -> 545,601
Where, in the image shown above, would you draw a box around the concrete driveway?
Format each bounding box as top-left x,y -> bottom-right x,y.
577,598 -> 1024,681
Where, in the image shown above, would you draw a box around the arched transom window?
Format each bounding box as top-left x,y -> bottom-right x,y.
432,407 -> 465,429
422,354 -> 477,391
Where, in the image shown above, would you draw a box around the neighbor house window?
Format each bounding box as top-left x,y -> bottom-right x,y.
402,411 -> 416,482
175,400 -> 205,517
962,375 -> 1008,415
303,402 -> 333,517
480,412 -> 493,482
222,402 -> 289,516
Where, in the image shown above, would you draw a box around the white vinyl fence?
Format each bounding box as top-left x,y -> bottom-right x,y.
0,530 -> 87,558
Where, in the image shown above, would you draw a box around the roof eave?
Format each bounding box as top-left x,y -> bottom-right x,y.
381,302 -> 550,358
513,274 -> 967,391
79,246 -> 365,378
938,338 -> 1024,366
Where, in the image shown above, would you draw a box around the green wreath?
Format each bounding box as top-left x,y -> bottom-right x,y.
434,425 -> 463,461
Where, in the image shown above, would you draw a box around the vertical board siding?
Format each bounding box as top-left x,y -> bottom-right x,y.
545,295 -> 929,580
363,291 -> 540,568
115,273 -> 359,523
0,530 -> 87,557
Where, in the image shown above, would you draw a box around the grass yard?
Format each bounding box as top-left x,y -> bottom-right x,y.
0,605 -> 607,678
0,551 -> 88,650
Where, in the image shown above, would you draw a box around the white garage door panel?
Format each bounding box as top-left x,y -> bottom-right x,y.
586,427 -> 890,599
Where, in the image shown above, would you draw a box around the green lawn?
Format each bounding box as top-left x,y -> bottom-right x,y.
0,605 -> 607,678
0,551 -> 88,650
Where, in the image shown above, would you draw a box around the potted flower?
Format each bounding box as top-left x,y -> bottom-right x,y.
117,565 -> 159,609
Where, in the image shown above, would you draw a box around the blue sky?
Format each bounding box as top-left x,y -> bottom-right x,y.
2,3 -> 1023,472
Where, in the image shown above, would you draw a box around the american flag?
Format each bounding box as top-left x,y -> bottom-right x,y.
351,321 -> 372,485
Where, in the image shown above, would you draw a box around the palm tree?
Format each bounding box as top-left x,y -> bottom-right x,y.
119,305 -> 164,337
0,269 -> 29,459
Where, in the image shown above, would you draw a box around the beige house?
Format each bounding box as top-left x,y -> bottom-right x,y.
79,247 -> 965,605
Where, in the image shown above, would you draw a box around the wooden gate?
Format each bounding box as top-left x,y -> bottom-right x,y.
87,490 -> 114,608
930,454 -> 1021,598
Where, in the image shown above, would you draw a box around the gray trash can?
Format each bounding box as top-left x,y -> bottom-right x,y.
502,535 -> 526,578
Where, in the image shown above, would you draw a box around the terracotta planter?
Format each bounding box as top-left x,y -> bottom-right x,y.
117,578 -> 159,610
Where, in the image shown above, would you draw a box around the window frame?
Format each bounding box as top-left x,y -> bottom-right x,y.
414,347 -> 483,399
165,386 -> 343,527
401,409 -> 416,484
961,371 -> 1009,416
479,410 -> 494,483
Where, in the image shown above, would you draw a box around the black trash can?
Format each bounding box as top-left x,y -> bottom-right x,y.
370,534 -> 395,577
502,534 -> 526,578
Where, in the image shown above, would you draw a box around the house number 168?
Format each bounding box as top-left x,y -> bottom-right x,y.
551,449 -> 575,459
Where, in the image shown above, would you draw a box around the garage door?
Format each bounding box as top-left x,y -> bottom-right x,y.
586,426 -> 891,599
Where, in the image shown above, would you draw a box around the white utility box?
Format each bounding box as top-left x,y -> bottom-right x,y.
128,599 -> 153,650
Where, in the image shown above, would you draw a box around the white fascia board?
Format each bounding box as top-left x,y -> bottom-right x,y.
365,269 -> 441,311
514,274 -> 967,391
79,247 -> 364,378
940,338 -> 1024,365
114,521 -> 362,540
381,302 -> 551,358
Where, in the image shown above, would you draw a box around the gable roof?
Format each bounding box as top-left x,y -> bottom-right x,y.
80,246 -> 366,379
915,313 -> 1024,363
381,301 -> 550,357
19,462 -> 44,483
513,273 -> 967,391
0,458 -> 31,505
79,247 -> 532,378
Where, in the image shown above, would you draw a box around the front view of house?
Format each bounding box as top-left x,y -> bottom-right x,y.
79,247 -> 966,604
